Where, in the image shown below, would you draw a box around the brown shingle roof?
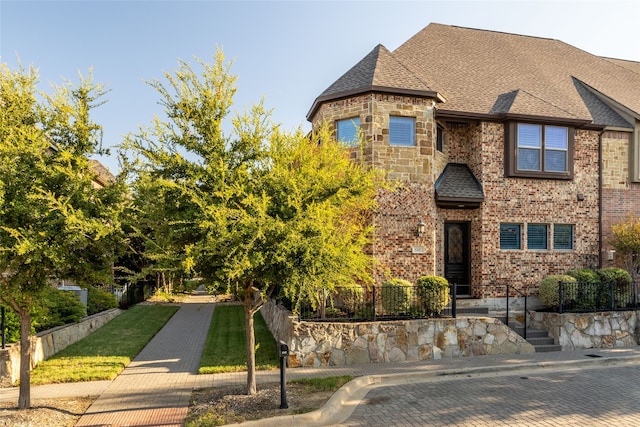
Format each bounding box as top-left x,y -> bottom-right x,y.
307,44 -> 444,120
392,23 -> 640,127
435,163 -> 484,208
310,23 -> 640,129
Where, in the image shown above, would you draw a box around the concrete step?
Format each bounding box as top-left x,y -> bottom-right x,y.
534,344 -> 563,352
526,337 -> 555,346
513,328 -> 549,339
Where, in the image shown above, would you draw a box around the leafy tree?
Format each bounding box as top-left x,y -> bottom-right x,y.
122,50 -> 382,395
0,63 -> 125,408
611,216 -> 640,281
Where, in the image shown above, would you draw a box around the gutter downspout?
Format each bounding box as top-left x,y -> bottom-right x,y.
598,130 -> 604,269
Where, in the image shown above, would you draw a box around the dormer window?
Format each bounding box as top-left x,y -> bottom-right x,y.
505,122 -> 574,179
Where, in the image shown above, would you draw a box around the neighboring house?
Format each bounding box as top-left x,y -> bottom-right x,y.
307,23 -> 640,298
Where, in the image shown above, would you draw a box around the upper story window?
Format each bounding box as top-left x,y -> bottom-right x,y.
505,122 -> 574,179
436,124 -> 444,152
389,116 -> 415,146
336,117 -> 360,146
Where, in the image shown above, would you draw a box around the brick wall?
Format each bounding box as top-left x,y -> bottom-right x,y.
311,95 -> 602,297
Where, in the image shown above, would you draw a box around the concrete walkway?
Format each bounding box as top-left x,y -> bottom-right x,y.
75,288 -> 216,427
2,292 -> 640,426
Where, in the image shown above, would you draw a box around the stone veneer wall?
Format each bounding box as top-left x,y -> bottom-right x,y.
0,308 -> 122,387
261,299 -> 534,368
600,131 -> 640,269
529,310 -> 638,350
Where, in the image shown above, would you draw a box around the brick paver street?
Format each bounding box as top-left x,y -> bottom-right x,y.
337,363 -> 640,426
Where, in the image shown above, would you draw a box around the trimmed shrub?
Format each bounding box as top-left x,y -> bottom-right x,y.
87,285 -> 118,316
567,268 -> 601,310
32,287 -> 86,332
597,267 -> 633,309
0,306 -> 22,343
416,275 -> 449,316
380,278 -> 414,315
539,275 -> 578,308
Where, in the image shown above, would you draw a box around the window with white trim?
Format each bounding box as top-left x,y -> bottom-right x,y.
389,116 -> 415,146
336,117 -> 360,146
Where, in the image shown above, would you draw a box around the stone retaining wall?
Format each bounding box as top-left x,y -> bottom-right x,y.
529,310 -> 638,350
0,308 -> 122,387
261,300 -> 534,368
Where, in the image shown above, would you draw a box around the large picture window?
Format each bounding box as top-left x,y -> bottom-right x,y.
336,117 -> 360,146
506,122 -> 573,179
389,116 -> 415,146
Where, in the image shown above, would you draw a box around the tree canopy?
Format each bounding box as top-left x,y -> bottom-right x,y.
122,50 -> 384,394
0,63 -> 126,408
611,215 -> 640,280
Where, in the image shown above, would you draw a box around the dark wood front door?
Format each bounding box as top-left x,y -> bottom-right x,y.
444,222 -> 470,296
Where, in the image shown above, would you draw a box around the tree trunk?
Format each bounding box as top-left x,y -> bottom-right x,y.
18,308 -> 31,409
244,285 -> 257,395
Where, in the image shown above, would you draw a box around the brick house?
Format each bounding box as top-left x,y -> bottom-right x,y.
307,23 -> 640,298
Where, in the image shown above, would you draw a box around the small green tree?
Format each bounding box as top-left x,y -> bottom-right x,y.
381,278 -> 414,315
416,275 -> 449,316
0,63 -> 125,408
122,50 -> 383,395
611,216 -> 640,281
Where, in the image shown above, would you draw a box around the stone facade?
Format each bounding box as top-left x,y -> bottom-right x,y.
261,300 -> 534,368
600,130 -> 640,270
0,308 -> 122,387
310,95 -> 602,297
529,310 -> 638,350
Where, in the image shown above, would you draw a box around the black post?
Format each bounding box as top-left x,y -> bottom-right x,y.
451,283 -> 457,318
505,284 -> 510,328
559,281 -> 564,314
1,306 -> 5,349
278,341 -> 289,409
372,286 -> 377,321
610,281 -> 615,311
523,295 -> 528,340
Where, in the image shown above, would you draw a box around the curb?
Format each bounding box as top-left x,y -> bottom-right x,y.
225,353 -> 640,427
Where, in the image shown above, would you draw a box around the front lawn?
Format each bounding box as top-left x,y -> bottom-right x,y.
31,304 -> 179,385
198,304 -> 279,374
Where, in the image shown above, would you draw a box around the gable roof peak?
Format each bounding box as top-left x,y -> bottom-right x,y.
307,43 -> 443,121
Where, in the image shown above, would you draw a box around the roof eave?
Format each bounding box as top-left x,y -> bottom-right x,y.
307,86 -> 446,122
436,109 -> 598,128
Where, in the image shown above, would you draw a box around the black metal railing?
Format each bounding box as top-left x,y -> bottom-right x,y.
558,280 -> 640,313
506,285 -> 528,339
287,284 -> 454,322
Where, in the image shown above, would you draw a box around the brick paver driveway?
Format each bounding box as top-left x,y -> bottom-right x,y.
337,363 -> 640,426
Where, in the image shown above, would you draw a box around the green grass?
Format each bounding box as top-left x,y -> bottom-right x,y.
31,304 -> 179,385
199,305 -> 279,374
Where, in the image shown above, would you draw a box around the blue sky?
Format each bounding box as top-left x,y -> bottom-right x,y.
3,0 -> 640,174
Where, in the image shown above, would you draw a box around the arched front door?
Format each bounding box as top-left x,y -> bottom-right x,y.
444,222 -> 470,296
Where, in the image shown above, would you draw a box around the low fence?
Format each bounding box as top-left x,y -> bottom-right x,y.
102,280 -> 156,309
558,281 -> 640,313
282,284 -> 453,322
